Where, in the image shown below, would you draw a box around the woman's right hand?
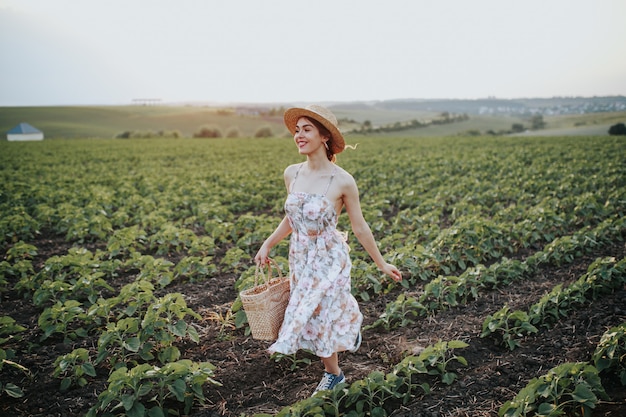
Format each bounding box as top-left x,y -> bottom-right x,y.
254,245 -> 270,266
380,263 -> 403,282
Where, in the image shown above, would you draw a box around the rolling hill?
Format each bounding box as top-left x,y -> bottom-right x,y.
1,97 -> 625,139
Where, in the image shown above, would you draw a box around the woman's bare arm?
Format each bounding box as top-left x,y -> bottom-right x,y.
254,216 -> 292,265
342,174 -> 402,282
254,165 -> 298,264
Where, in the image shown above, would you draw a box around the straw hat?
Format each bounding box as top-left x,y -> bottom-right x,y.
283,105 -> 345,155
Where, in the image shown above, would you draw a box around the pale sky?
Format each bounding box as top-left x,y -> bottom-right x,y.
1,0 -> 625,106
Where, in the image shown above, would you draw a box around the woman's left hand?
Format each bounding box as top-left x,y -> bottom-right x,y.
380,263 -> 403,282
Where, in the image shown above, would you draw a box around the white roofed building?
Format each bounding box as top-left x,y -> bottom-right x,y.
7,123 -> 44,141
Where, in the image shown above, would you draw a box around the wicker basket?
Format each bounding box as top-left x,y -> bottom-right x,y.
240,259 -> 290,340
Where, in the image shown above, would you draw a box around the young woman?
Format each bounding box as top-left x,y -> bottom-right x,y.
254,104 -> 402,395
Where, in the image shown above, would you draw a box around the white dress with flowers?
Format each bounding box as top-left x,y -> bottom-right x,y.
268,164 -> 363,358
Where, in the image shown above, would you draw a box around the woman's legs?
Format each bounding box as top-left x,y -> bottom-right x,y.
321,352 -> 341,375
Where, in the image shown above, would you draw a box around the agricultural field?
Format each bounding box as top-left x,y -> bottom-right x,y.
0,134 -> 625,417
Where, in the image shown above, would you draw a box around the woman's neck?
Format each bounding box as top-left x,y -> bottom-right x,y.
305,146 -> 333,171
305,154 -> 333,172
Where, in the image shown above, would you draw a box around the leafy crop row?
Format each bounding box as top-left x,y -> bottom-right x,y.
481,256 -> 625,350
499,321 -> 626,416
367,217 -> 625,331
262,340 -> 468,417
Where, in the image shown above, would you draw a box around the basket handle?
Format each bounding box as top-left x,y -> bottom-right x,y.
254,258 -> 284,286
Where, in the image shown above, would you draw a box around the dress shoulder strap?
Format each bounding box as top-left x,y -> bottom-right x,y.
289,163 -> 305,193
323,165 -> 338,196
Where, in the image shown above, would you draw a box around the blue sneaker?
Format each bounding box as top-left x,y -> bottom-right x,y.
313,371 -> 345,394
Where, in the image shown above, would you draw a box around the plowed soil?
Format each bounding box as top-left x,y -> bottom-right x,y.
1,234 -> 624,417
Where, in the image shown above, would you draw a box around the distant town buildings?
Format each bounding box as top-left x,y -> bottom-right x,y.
370,96 -> 626,116
477,98 -> 626,116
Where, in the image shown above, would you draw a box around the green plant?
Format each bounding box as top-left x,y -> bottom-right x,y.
33,270 -> 114,307
406,340 -> 469,385
480,306 -> 538,350
16,247 -> 118,300
421,275 -> 454,311
140,293 -> 200,363
173,256 -> 216,282
221,247 -> 251,275
124,254 -> 175,289
365,293 -> 426,331
96,317 -> 146,367
59,203 -> 113,242
0,241 -> 37,289
499,362 -> 608,417
88,280 -> 157,327
344,371 -> 402,417
350,258 -> 390,301
0,207 -> 40,243
527,284 -> 570,328
148,224 -> 197,256
0,316 -> 29,398
270,352 -> 312,371
187,235 -> 216,257
86,360 -> 221,417
0,257 -> 34,291
0,316 -> 26,344
592,321 -> 626,385
96,293 -> 201,367
38,300 -> 89,342
53,348 -> 97,391
0,348 -> 29,398
106,226 -> 148,258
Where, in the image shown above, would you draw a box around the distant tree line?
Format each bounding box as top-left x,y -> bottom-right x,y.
114,130 -> 182,139
114,124 -> 277,140
192,124 -> 275,138
454,114 -> 548,137
351,112 -> 470,134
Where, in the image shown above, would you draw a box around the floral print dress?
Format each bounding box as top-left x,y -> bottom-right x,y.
268,164 -> 363,358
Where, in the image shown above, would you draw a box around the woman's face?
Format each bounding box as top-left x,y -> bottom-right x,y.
294,117 -> 328,156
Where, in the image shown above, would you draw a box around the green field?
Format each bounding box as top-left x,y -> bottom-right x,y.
1,134 -> 625,416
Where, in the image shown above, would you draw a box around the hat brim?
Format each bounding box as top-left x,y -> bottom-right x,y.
284,107 -> 345,154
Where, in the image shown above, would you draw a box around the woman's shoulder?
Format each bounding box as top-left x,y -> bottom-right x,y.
333,165 -> 357,188
284,162 -> 303,176
284,162 -> 302,174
